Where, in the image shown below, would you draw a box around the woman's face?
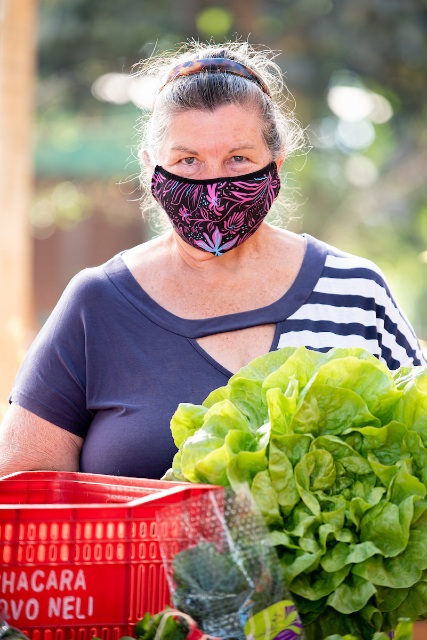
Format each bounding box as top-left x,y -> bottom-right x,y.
152,102 -> 284,179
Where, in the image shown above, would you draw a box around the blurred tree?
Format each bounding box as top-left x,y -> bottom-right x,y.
0,0 -> 36,400
0,0 -> 37,403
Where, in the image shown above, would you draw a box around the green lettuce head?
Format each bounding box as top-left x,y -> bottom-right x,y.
169,346 -> 427,640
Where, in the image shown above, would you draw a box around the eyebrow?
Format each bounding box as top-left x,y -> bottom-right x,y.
170,144 -> 257,154
230,144 -> 257,152
170,145 -> 199,155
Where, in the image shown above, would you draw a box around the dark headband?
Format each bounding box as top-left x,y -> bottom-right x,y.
157,57 -> 272,97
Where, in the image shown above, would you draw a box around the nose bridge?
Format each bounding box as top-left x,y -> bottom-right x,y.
203,158 -> 227,179
197,132 -> 232,178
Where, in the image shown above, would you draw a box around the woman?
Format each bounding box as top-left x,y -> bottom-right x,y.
0,41 -> 424,479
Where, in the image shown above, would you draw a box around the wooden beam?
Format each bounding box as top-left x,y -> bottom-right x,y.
0,0 -> 37,406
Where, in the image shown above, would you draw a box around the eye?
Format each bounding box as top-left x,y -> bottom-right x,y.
232,156 -> 245,162
182,157 -> 196,165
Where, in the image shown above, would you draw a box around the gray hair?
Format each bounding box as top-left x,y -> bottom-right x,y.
134,41 -> 306,232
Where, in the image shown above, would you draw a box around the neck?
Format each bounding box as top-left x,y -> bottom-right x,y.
167,223 -> 273,273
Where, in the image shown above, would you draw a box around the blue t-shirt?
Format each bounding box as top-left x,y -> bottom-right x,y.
10,234 -> 425,478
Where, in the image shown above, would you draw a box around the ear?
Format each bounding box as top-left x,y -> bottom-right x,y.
139,148 -> 155,168
275,155 -> 285,172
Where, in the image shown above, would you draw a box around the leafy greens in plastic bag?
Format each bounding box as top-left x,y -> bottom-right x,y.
156,488 -> 304,639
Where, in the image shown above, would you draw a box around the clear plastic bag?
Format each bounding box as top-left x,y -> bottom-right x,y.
0,618 -> 27,640
156,487 -> 305,640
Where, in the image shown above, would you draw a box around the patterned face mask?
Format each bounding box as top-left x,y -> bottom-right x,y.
151,163 -> 281,256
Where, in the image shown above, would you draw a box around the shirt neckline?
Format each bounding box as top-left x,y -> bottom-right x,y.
103,233 -> 327,339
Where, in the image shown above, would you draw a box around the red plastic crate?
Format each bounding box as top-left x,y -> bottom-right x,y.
0,471 -> 220,639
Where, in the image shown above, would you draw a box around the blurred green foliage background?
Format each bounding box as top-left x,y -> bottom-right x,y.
33,0 -> 427,337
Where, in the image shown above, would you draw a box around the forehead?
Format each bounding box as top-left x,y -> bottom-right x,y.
161,103 -> 265,150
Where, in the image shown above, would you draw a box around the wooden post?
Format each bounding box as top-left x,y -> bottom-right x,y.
0,0 -> 37,406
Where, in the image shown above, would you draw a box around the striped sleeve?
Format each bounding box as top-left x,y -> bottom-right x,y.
277,251 -> 425,370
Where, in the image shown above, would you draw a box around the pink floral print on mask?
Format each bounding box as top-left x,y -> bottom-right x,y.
151,163 -> 281,256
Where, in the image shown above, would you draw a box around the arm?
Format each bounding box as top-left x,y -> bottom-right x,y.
0,403 -> 83,476
6,269 -> 97,472
374,272 -> 426,369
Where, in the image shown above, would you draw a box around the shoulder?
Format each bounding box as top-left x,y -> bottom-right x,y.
41,254 -> 128,335
307,235 -> 389,286
317,237 -> 384,274
59,254 -> 126,304
303,235 -> 425,368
